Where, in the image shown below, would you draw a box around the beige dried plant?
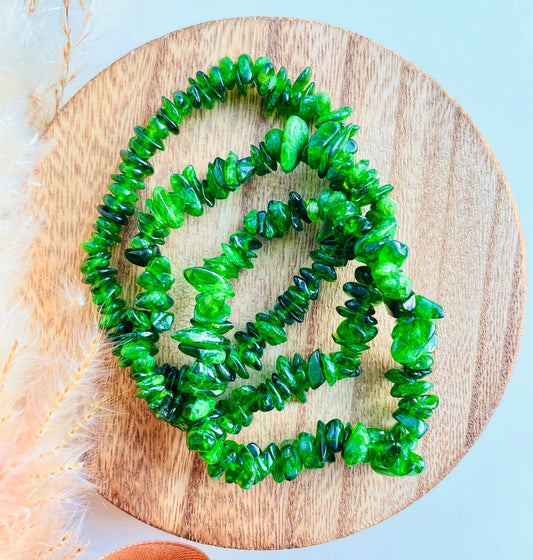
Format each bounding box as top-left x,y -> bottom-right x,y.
0,1 -> 110,558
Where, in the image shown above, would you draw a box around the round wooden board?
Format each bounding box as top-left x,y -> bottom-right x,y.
27,17 -> 526,550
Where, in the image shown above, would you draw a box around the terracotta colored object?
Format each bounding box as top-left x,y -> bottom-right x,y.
99,541 -> 210,560
30,17 -> 525,550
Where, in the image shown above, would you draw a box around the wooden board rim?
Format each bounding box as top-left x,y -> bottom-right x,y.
37,16 -> 527,549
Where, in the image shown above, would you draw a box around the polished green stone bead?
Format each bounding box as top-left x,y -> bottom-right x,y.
111,173 -> 145,191
413,295 -> 445,319
280,443 -> 303,481
182,361 -> 226,395
315,420 -> 333,463
334,319 -> 378,346
235,449 -> 258,489
191,318 -> 234,335
262,378 -> 283,411
263,128 -> 283,163
98,309 -> 123,330
100,296 -> 126,315
138,211 -> 169,241
170,173 -> 204,216
150,311 -> 174,332
108,182 -> 140,203
296,432 -> 323,469
203,256 -> 239,280
221,242 -> 255,269
122,307 -> 151,330
238,346 -> 262,371
392,411 -> 428,438
325,419 -> 344,453
272,373 -> 291,402
307,350 -> 325,390
280,115 -> 309,173
398,394 -> 439,419
208,65 -> 225,96
295,270 -> 320,300
134,290 -> 173,311
311,262 -> 336,282
257,383 -> 274,412
80,234 -> 112,254
102,194 -> 135,217
315,107 -> 353,128
236,156 -> 255,183
199,438 -> 224,466
129,135 -> 156,159
259,443 -> 281,483
172,91 -> 192,117
237,54 -> 254,84
278,293 -> 307,323
385,368 -> 414,384
135,123 -> 165,148
366,240 -> 408,268
195,70 -> 224,103
275,355 -> 305,402
319,352 -> 337,386
137,270 -> 174,292
178,344 -> 226,365
82,267 -> 117,286
130,354 -> 157,373
298,91 -> 331,120
91,281 -> 121,306
145,115 -> 169,140
291,66 -> 312,93
331,351 -> 361,379
286,285 -> 309,307
184,266 -> 235,298
161,95 -> 182,123
243,209 -> 259,234
372,263 -> 413,301
307,121 -> 340,169
152,185 -> 185,229
171,327 -> 229,349
342,422 -> 370,465
406,353 -> 434,372
390,379 -> 433,398
225,348 -> 249,379
256,211 -> 277,239
145,255 -> 171,275
229,231 -> 262,251
222,151 -> 239,188
255,61 -> 276,96
254,318 -> 287,346
120,340 -> 153,360
267,200 -> 292,233
219,56 -> 236,89
80,256 -> 109,274
291,353 -> 310,391
255,446 -> 275,479
207,442 -> 238,480
391,318 -> 436,364
373,195 -> 397,216
182,397 -> 217,423
187,426 -> 218,452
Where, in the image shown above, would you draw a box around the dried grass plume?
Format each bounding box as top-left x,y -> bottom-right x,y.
0,1 -> 108,559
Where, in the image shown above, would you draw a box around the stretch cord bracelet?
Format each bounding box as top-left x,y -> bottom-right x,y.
81,54 -> 444,488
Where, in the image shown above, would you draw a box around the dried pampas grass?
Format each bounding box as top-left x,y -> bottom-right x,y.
0,1 -> 108,558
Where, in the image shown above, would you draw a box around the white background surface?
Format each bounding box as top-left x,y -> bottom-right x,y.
72,1 -> 532,558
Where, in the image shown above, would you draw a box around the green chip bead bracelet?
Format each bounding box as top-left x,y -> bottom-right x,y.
81,54 -> 444,489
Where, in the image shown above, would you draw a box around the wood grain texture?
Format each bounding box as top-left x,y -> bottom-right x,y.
27,17 -> 526,550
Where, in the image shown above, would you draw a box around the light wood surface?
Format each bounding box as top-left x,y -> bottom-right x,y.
28,17 -> 526,550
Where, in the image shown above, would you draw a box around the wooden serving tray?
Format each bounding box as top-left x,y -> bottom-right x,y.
29,17 -> 526,550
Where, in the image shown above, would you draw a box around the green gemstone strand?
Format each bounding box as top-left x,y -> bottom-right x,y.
81,54 -> 444,489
